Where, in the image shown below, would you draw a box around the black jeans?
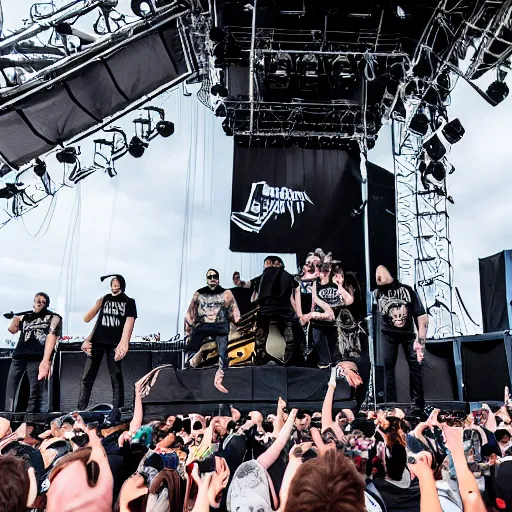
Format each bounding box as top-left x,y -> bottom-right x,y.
5,359 -> 48,413
382,334 -> 424,407
311,324 -> 341,367
77,343 -> 124,410
189,322 -> 229,370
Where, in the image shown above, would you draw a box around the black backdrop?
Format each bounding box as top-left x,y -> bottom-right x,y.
230,147 -> 397,293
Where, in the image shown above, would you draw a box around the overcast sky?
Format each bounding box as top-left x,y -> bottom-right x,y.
1,1 -> 511,342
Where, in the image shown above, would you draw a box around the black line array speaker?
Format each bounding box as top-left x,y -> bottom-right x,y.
382,340 -> 459,403
479,250 -> 512,333
461,333 -> 512,402
0,358 -> 10,410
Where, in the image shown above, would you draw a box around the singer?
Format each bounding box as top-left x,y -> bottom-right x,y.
5,293 -> 62,415
77,274 -> 137,410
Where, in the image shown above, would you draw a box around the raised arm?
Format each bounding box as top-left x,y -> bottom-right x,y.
233,272 -> 252,289
257,409 -> 298,470
84,297 -> 103,323
416,314 -> 429,342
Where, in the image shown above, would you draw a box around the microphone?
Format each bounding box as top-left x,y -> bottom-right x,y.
3,310 -> 32,320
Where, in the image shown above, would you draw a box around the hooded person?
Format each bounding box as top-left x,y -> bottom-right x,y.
233,256 -> 305,366
77,274 -> 137,410
5,292 -> 62,416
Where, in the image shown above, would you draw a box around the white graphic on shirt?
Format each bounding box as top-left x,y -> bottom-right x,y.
231,181 -> 314,234
378,287 -> 412,329
101,301 -> 126,328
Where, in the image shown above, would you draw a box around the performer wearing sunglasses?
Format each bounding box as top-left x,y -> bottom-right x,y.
5,292 -> 62,415
185,269 -> 241,393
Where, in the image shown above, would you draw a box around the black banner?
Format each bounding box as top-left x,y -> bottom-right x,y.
230,147 -> 362,254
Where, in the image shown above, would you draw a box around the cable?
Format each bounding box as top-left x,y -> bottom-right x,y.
103,173 -> 119,272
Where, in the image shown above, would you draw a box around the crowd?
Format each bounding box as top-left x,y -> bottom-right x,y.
1,365 -> 511,512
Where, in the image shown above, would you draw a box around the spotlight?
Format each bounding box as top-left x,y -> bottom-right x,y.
131,0 -> 155,17
55,22 -> 97,45
331,55 -> 353,79
423,87 -> 440,107
209,27 -> 225,42
128,136 -> 148,158
56,147 -> 79,164
423,135 -> 446,161
409,113 -> 429,136
33,158 -> 47,178
442,118 -> 464,144
215,103 -> 227,117
156,120 -> 174,137
211,84 -> 229,97
426,160 -> 446,182
487,80 -> 509,105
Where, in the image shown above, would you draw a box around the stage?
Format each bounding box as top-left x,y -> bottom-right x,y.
141,365 -> 355,419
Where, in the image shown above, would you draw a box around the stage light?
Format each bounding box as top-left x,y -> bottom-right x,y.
55,22 -> 97,46
209,27 -> 225,42
156,120 -> 174,137
128,136 -> 148,158
131,0 -> 154,17
423,134 -> 446,161
367,137 -> 376,150
56,147 -> 79,164
426,161 -> 446,182
33,158 -> 47,178
211,84 -> 229,97
331,55 -> 352,79
436,71 -> 451,100
409,113 -> 429,136
442,118 -> 464,144
268,52 -> 293,89
215,103 -> 227,117
423,86 -> 440,107
487,80 -> 509,105
297,53 -> 319,79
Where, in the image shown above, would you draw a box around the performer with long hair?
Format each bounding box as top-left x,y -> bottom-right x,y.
5,292 -> 62,414
77,274 -> 137,410
301,262 -> 363,388
185,269 -> 240,393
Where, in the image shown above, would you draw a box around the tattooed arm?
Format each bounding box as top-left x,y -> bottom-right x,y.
225,290 -> 241,324
185,292 -> 199,336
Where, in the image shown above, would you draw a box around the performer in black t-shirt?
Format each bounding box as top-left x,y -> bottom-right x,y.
5,292 -> 62,414
77,274 -> 137,410
374,265 -> 428,408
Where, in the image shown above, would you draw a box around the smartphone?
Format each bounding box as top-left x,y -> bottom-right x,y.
301,448 -> 318,462
197,456 -> 216,475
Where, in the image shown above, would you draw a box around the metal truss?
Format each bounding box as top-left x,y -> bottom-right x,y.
392,116 -> 461,339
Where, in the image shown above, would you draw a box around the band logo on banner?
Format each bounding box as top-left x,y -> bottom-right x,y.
231,181 -> 314,234
229,146 -> 362,254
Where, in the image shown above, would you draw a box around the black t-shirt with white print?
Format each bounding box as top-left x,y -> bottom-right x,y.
13,310 -> 62,361
91,293 -> 137,346
375,281 -> 426,340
